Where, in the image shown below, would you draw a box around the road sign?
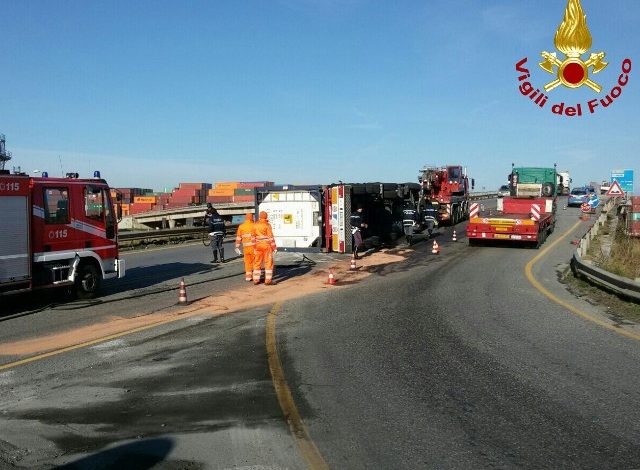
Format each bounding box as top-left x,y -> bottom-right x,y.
610,169 -> 634,193
606,180 -> 625,197
580,202 -> 591,213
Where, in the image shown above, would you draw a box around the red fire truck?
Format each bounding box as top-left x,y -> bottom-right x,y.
0,171 -> 125,298
418,165 -> 473,226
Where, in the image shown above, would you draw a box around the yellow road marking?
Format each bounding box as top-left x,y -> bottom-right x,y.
266,303 -> 329,470
525,221 -> 640,341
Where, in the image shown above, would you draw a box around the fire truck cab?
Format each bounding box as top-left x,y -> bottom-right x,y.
0,171 -> 125,298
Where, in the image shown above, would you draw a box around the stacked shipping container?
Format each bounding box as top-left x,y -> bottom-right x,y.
112,181 -> 274,216
205,181 -> 274,204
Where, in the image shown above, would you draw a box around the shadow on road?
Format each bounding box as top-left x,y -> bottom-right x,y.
106,262 -> 214,292
54,438 -> 174,470
273,265 -> 313,283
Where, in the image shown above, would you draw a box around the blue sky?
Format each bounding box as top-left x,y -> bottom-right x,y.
1,0 -> 638,192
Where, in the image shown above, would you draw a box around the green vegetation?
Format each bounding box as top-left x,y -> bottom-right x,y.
599,224 -> 640,280
562,268 -> 640,324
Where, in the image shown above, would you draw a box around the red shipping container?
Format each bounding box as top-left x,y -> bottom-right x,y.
206,196 -> 234,203
129,203 -> 154,215
169,199 -> 194,204
172,189 -> 199,196
233,195 -> 255,202
630,196 -> 640,205
629,221 -> 640,237
179,182 -> 212,189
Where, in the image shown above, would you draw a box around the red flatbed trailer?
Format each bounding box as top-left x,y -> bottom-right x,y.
466,196 -> 556,247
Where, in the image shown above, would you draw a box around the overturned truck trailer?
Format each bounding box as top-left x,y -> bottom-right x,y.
254,183 -> 420,253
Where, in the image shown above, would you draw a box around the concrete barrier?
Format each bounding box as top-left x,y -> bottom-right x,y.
571,198 -> 640,302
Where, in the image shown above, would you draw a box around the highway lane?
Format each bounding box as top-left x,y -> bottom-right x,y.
0,233 -> 344,344
3,198 -> 639,468
0,238 -> 247,344
277,202 -> 640,469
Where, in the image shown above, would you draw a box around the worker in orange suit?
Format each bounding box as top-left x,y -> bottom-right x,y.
252,211 -> 277,285
235,213 -> 255,282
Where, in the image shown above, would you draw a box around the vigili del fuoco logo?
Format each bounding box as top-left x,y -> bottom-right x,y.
515,0 -> 631,117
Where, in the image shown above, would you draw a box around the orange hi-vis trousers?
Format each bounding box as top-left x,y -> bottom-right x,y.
252,219 -> 276,284
242,249 -> 254,281
235,221 -> 255,281
253,244 -> 274,284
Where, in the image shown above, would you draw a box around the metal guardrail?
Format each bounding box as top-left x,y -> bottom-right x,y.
469,192 -> 497,200
571,198 -> 640,302
118,226 -> 238,249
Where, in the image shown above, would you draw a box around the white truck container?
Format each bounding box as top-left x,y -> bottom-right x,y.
557,170 -> 571,195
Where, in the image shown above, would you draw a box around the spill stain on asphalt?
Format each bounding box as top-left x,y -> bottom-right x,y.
3,314 -> 288,458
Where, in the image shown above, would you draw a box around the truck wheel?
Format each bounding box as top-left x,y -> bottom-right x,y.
75,263 -> 101,299
542,183 -> 555,197
534,228 -> 547,249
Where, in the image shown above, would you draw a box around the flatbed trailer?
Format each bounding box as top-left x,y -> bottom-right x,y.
466,197 -> 556,247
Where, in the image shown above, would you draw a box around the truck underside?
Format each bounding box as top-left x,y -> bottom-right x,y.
467,213 -> 554,247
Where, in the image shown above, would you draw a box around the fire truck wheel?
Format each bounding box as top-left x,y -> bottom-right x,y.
76,263 -> 101,299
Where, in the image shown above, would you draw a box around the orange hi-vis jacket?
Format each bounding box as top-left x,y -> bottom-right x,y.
252,219 -> 276,251
235,218 -> 255,281
235,219 -> 255,252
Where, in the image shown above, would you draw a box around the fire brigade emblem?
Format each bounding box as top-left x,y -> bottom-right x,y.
539,0 -> 607,92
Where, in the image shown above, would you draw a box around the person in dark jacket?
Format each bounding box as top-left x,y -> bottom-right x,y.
208,207 -> 226,263
402,202 -> 419,246
350,205 -> 367,259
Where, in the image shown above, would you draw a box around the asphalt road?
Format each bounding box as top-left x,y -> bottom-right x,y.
1,198 -> 639,469
278,203 -> 640,469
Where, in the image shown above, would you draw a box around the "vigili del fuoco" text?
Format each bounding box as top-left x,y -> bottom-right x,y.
515,57 -> 632,117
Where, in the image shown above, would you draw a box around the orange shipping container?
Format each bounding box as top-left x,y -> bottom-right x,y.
213,182 -> 240,190
208,189 -> 235,196
134,196 -> 158,204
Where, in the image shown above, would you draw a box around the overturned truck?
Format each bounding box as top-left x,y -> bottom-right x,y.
254,183 -> 421,253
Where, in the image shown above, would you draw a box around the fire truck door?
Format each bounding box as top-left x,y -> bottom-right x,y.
40,185 -> 78,253
78,185 -> 118,271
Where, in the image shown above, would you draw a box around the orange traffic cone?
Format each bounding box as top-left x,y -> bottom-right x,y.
328,269 -> 337,285
178,278 -> 188,304
452,230 -> 457,242
350,257 -> 357,270
432,240 -> 440,254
